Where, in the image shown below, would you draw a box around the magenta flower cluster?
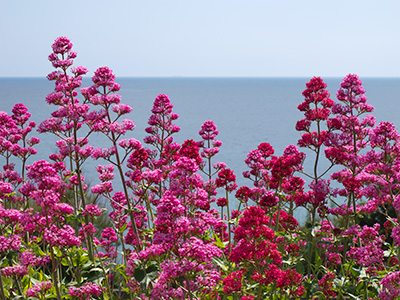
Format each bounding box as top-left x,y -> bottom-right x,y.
1,37 -> 400,299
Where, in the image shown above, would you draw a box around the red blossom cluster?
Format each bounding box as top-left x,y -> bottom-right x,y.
2,36 -> 400,299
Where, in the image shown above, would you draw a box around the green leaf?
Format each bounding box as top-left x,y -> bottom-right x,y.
53,246 -> 63,258
296,261 -> 305,274
346,292 -> 361,299
212,257 -> 229,271
133,268 -> 145,282
133,264 -> 159,290
119,222 -> 128,233
315,250 -> 322,269
213,234 -> 225,249
61,257 -> 69,267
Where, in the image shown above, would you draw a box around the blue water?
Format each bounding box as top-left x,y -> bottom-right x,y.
1,77 -> 400,222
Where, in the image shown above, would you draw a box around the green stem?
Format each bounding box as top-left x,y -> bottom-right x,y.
274,194 -> 283,233
49,247 -> 62,300
363,279 -> 368,300
94,248 -> 113,298
0,273 -> 5,300
226,190 -> 231,255
105,104 -> 142,252
14,276 -> 25,299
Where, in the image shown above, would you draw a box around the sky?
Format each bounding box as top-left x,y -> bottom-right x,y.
1,0 -> 400,78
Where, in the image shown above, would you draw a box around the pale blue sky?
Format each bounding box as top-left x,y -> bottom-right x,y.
1,0 -> 399,77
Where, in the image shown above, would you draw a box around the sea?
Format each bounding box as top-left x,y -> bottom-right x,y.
1,77 -> 400,223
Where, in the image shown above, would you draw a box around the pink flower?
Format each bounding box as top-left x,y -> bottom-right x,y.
379,271 -> 400,300
199,120 -> 219,140
26,281 -> 53,298
51,36 -> 73,55
112,103 -> 133,115
216,197 -> 228,207
82,203 -> 103,217
0,234 -> 22,252
92,66 -> 116,88
2,264 -> 28,277
44,224 -> 81,248
68,282 -> 102,300
318,272 -> 336,298
223,270 -> 243,294
259,191 -> 279,208
215,168 -> 237,192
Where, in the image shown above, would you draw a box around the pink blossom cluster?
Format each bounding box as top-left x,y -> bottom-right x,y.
3,36 -> 400,299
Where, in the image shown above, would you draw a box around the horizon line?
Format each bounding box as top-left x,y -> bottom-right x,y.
1,75 -> 400,79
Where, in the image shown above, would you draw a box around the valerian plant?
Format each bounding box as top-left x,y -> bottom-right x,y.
1,36 -> 400,300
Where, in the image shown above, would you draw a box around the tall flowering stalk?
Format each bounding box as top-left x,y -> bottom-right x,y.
39,37 -> 97,264
326,74 -> 375,227
82,66 -> 144,262
294,77 -> 337,278
296,76 -> 335,223
0,104 -> 40,210
141,94 -> 181,215
0,104 -> 41,299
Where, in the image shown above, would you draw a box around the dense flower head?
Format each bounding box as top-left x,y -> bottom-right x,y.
216,197 -> 228,207
51,36 -> 73,54
151,94 -> 174,114
380,271 -> 400,300
298,77 -> 333,118
336,74 -> 367,103
44,224 -> 81,248
19,250 -> 51,267
199,120 -> 219,140
244,142 -> 274,182
82,203 -> 103,217
169,156 -> 199,179
267,147 -> 305,189
0,104 -> 40,164
68,282 -> 102,300
176,139 -> 202,165
11,103 -> 31,125
25,160 -> 64,197
298,131 -> 328,148
235,186 -> 252,203
92,66 -> 116,88
215,168 -> 237,191
2,264 -> 28,277
370,121 -> 400,151
71,66 -> 89,76
112,103 -> 133,115
273,210 -> 299,231
144,94 -> 180,152
346,224 -> 385,267
259,190 -> 279,208
95,164 -> 115,182
305,179 -> 331,208
26,281 -> 53,298
223,270 -> 243,294
234,206 -> 274,241
110,191 -> 127,209
0,181 -> 13,199
48,37 -> 76,69
178,236 -> 222,262
391,225 -> 400,246
330,74 -> 374,134
318,272 -> 336,298
230,206 -> 284,267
